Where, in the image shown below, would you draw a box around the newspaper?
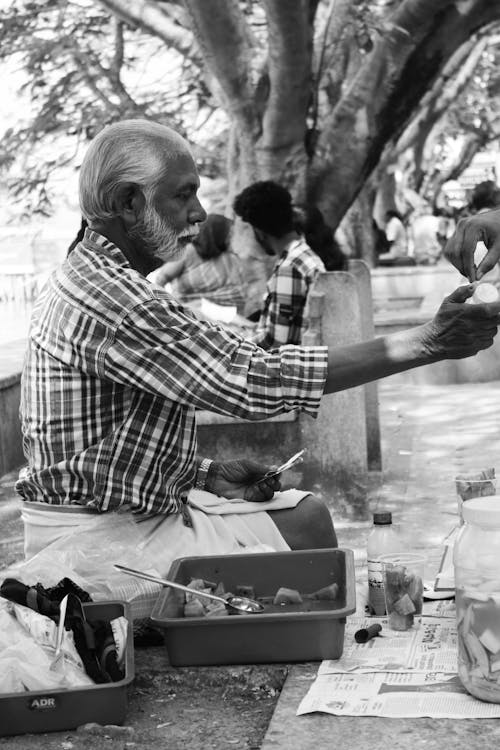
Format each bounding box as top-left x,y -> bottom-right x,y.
297,671 -> 500,719
298,613 -> 500,718
319,615 -> 457,674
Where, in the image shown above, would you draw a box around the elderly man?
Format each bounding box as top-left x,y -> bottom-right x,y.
16,120 -> 500,589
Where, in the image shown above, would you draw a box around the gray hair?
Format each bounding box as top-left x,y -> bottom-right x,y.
79,119 -> 190,223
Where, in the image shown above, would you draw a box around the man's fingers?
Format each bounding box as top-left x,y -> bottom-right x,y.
466,300 -> 500,318
444,285 -> 500,316
476,238 -> 500,280
461,224 -> 482,281
445,284 -> 475,304
246,480 -> 275,502
444,220 -> 475,279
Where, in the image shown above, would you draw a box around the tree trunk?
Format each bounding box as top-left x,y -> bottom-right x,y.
340,180 -> 378,266
308,0 -> 500,230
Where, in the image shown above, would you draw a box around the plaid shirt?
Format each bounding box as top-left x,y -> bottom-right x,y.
252,238 -> 325,349
16,229 -> 328,517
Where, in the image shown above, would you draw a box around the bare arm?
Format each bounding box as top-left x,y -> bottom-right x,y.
324,284 -> 500,394
323,327 -> 431,394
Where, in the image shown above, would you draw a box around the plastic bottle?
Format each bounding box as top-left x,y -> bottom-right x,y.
454,496 -> 500,702
367,511 -> 402,616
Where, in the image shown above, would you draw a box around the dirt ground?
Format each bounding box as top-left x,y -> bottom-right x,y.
0,642 -> 288,750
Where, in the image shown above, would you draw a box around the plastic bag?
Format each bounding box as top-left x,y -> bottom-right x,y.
5,513 -> 163,621
0,601 -> 93,694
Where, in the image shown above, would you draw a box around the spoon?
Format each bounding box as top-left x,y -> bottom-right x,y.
114,563 -> 265,614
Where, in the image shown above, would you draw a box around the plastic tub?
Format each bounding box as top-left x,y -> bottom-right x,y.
150,548 -> 356,666
0,601 -> 134,737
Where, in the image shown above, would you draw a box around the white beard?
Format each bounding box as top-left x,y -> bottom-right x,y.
129,202 -> 180,264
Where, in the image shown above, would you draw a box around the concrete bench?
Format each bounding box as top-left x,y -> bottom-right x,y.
197,260 -> 382,492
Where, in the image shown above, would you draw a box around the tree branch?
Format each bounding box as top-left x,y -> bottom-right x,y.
97,0 -> 195,57
111,17 -> 125,78
309,0 -> 500,228
395,36 -> 484,158
182,0 -> 258,134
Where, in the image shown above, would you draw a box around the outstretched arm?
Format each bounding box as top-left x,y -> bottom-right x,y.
323,284 -> 500,394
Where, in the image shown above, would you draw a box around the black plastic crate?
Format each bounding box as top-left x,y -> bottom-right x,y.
0,600 -> 134,737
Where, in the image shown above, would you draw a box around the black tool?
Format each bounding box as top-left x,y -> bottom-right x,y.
354,623 -> 382,643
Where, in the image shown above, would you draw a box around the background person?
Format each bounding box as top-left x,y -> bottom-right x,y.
296,205 -> 348,272
409,204 -> 442,266
377,209 -> 412,266
469,180 -> 500,215
232,181 -> 327,350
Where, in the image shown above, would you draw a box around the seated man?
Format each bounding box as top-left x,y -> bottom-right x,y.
15,120 -> 500,599
233,181 -> 327,349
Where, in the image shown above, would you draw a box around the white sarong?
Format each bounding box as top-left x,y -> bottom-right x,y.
14,489 -> 309,620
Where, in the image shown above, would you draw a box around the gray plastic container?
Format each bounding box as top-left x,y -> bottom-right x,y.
150,548 -> 356,666
0,600 -> 134,737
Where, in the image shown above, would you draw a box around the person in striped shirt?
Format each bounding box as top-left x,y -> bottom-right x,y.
16,120 -> 500,578
233,181 -> 329,349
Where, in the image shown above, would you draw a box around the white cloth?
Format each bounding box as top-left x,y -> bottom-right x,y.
187,488 -> 308,515
15,489 -> 309,620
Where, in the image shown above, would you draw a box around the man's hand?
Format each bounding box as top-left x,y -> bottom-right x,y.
419,284 -> 500,361
205,459 -> 282,502
444,209 -> 500,280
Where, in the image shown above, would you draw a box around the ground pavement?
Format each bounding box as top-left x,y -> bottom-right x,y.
1,379 -> 500,748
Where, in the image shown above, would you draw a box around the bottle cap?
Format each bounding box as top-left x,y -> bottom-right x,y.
373,511 -> 392,525
471,281 -> 499,304
462,496 -> 500,526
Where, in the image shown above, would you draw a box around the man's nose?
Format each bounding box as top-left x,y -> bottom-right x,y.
189,196 -> 207,224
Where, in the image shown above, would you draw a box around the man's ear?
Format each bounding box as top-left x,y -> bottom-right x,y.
114,182 -> 146,227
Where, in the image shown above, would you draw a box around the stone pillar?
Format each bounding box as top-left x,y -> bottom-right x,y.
348,260 -> 382,471
300,271 -> 368,490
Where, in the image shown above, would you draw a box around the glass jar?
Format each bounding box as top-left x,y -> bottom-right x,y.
453,496 -> 500,702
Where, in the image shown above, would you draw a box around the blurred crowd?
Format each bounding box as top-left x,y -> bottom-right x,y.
373,179 -> 500,268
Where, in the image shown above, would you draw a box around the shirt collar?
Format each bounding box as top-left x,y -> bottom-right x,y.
82,227 -> 131,267
280,237 -> 303,260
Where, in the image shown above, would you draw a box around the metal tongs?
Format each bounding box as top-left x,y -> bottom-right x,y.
262,449 -> 305,480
